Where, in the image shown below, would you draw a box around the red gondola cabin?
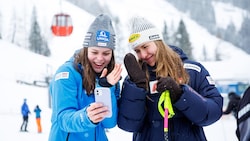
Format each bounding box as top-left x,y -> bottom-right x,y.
51,13 -> 73,36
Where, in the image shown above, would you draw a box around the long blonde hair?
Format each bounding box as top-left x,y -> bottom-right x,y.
154,40 -> 189,85
74,48 -> 115,95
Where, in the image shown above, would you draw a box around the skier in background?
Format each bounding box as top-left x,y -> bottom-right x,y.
34,105 -> 42,133
20,98 -> 30,132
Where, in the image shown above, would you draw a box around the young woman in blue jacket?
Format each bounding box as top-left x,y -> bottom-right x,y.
118,16 -> 223,141
49,14 -> 122,141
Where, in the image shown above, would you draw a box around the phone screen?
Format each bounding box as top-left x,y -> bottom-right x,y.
94,87 -> 112,117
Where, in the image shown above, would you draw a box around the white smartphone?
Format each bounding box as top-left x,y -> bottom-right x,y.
94,87 -> 112,118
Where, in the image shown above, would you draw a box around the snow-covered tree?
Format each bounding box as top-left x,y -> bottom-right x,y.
173,19 -> 193,60
202,45 -> 208,61
162,21 -> 169,45
113,16 -> 128,64
238,16 -> 250,54
8,7 -> 27,47
41,38 -> 51,57
0,12 -> 2,39
224,22 -> 236,44
9,9 -> 17,44
29,7 -> 50,56
215,46 -> 222,61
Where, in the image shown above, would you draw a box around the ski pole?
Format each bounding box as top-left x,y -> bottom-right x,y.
164,108 -> 169,141
158,90 -> 175,141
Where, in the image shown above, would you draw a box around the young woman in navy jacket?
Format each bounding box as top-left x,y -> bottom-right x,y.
118,16 -> 223,141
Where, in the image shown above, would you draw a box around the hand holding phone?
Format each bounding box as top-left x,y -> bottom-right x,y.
94,87 -> 112,118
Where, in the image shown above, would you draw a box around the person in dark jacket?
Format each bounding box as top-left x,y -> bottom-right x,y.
20,98 -> 30,132
117,16 -> 223,141
236,86 -> 250,141
223,91 -> 241,118
34,105 -> 42,133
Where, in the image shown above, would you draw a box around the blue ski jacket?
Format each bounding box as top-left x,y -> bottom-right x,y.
34,107 -> 41,118
49,51 -> 120,141
21,102 -> 30,117
118,46 -> 223,141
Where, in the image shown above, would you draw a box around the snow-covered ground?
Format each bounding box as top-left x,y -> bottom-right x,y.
0,72 -> 238,141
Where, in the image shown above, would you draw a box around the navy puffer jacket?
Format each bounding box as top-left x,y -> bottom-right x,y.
118,46 -> 223,141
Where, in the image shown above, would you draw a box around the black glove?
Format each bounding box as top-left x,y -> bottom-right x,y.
156,77 -> 183,103
98,77 -> 112,87
124,53 -> 147,90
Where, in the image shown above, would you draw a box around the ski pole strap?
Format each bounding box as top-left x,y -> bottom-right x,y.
158,90 -> 175,118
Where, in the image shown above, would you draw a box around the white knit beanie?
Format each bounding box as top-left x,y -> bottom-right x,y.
83,14 -> 116,49
128,16 -> 163,49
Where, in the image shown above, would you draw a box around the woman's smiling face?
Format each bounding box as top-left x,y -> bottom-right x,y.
134,41 -> 158,66
87,47 -> 112,73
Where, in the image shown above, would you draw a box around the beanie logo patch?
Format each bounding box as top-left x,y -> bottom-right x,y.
96,30 -> 110,43
129,33 -> 140,43
149,34 -> 160,40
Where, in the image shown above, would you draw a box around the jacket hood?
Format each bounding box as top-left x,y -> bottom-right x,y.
68,49 -> 81,62
67,49 -> 83,74
169,45 -> 188,61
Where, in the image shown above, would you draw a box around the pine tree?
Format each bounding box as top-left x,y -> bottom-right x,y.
0,12 -> 2,39
41,39 -> 51,56
224,21 -> 236,44
173,19 -> 193,60
202,45 -> 208,61
29,7 -> 50,56
238,16 -> 250,54
162,21 -> 169,45
9,9 -> 17,44
113,16 -> 125,64
215,34 -> 222,61
215,45 -> 221,61
9,8 -> 27,47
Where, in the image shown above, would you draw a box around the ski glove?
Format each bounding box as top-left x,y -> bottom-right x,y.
124,53 -> 148,90
99,77 -> 112,87
156,76 -> 183,103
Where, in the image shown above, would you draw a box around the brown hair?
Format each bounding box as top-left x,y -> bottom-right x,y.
154,40 -> 189,84
74,48 -> 115,95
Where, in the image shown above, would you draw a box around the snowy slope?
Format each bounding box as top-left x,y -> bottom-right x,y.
1,0 -> 249,63
212,1 -> 246,31
0,40 -> 52,141
102,0 -> 249,61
